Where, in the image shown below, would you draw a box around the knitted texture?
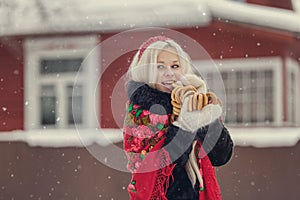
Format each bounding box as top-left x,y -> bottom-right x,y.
138,36 -> 169,61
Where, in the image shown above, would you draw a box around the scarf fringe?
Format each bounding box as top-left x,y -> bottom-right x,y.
150,149 -> 175,200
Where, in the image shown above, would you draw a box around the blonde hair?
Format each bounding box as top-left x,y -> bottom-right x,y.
127,38 -> 192,85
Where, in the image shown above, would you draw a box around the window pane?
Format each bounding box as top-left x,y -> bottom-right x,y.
40,85 -> 56,125
264,70 -> 273,123
290,72 -> 295,123
40,58 -> 83,74
287,71 -> 296,125
67,85 -> 83,125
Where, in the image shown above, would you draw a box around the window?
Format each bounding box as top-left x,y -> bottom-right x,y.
194,57 -> 283,126
24,36 -> 99,129
221,69 -> 274,124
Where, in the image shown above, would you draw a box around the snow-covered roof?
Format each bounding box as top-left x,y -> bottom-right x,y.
0,0 -> 211,36
208,0 -> 300,33
1,0 -> 300,36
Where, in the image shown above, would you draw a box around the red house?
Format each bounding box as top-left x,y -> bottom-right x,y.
0,0 -> 299,199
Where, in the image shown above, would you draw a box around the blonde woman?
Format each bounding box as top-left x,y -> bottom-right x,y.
123,36 -> 233,200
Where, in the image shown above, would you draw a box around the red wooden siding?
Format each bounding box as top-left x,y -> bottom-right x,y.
246,0 -> 293,10
178,20 -> 295,60
99,21 -> 299,128
0,20 -> 299,130
100,51 -> 135,128
0,37 -> 24,131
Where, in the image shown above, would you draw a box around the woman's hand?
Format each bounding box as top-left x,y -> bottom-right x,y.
180,74 -> 207,93
173,97 -> 222,132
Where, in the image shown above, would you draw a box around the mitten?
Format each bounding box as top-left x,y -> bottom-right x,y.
180,74 -> 207,93
171,84 -> 197,121
173,98 -> 222,132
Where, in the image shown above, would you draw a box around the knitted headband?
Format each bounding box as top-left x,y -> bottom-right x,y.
137,35 -> 170,61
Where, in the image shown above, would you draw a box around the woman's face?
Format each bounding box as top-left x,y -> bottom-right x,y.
155,47 -> 183,93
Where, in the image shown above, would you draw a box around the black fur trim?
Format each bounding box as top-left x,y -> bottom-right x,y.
127,81 -> 172,115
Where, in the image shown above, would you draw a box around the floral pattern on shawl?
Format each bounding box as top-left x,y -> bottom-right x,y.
123,102 -> 171,173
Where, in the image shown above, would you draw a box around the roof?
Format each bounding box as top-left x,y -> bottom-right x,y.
1,0 -> 300,36
208,0 -> 300,34
0,0 -> 210,36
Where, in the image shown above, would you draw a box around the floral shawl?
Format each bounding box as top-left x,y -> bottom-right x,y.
123,102 -> 175,200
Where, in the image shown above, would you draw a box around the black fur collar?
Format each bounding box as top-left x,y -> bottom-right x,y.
127,81 -> 172,115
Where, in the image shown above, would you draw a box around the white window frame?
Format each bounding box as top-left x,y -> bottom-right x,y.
24,36 -> 99,130
292,0 -> 300,14
193,56 -> 283,126
286,57 -> 300,126
227,0 -> 246,2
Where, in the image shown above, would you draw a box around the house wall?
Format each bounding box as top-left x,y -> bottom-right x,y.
99,21 -> 299,128
1,21 -> 299,130
179,20 -> 295,60
0,19 -> 300,200
0,37 -> 24,131
246,0 -> 293,10
0,141 -> 299,200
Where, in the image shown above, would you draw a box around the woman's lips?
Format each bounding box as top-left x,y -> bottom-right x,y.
161,80 -> 175,86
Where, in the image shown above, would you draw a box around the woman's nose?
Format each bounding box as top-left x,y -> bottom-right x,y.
164,66 -> 175,76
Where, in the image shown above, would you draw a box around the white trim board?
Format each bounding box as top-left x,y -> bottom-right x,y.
286,57 -> 300,126
0,128 -> 299,148
0,129 -> 123,147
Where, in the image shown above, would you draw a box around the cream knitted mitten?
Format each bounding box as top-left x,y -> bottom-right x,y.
179,74 -> 207,93
173,98 -> 222,132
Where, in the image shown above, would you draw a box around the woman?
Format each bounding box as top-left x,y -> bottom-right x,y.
123,36 -> 233,200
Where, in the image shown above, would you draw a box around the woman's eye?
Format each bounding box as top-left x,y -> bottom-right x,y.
157,64 -> 180,69
171,64 -> 180,69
